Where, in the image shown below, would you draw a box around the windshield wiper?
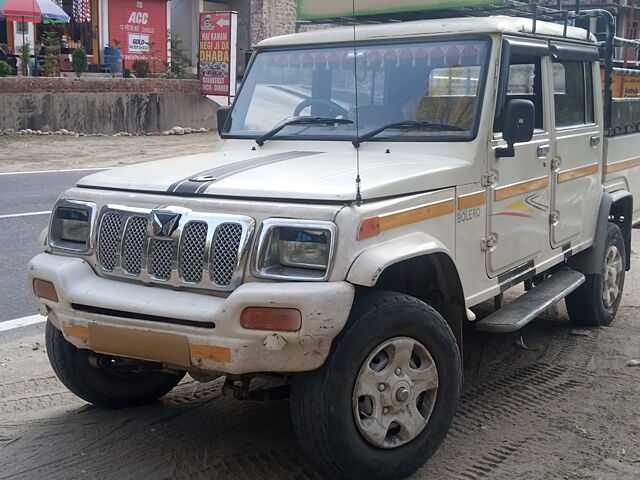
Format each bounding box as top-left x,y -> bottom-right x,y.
256,116 -> 354,146
352,120 -> 465,148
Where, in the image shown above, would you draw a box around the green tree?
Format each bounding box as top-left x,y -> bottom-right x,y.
71,47 -> 88,77
168,35 -> 191,79
0,61 -> 12,77
132,59 -> 150,78
145,41 -> 159,76
42,31 -> 61,77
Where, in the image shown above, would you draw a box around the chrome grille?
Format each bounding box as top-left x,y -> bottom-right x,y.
212,223 -> 243,286
98,212 -> 122,271
95,207 -> 253,292
151,239 -> 174,280
122,217 -> 147,275
179,222 -> 208,283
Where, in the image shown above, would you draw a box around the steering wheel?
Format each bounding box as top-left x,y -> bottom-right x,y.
294,98 -> 349,118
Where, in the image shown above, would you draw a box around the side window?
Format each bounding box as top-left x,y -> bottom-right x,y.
495,54 -> 544,131
553,60 -> 594,127
429,66 -> 481,96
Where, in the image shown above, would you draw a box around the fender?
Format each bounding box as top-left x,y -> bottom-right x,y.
569,191 -> 633,274
347,232 -> 453,287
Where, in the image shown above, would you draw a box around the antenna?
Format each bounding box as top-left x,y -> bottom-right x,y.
352,0 -> 363,206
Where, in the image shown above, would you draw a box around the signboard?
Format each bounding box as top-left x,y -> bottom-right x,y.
297,0 -> 503,20
198,11 -> 238,99
128,33 -> 151,54
614,75 -> 640,98
109,0 -> 168,69
601,69 -> 640,98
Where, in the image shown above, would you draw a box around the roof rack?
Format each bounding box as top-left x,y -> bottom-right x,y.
297,1 -> 577,33
297,1 -> 640,133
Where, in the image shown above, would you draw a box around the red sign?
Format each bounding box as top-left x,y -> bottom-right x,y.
109,0 -> 168,70
199,12 -> 235,96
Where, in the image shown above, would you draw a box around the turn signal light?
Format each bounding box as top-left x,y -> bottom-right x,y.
358,216 -> 381,240
33,279 -> 59,303
240,307 -> 302,332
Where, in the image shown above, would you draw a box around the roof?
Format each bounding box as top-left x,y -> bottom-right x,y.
257,16 -> 597,48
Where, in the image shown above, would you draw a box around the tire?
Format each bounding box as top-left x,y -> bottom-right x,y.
566,222 -> 626,327
290,290 -> 462,480
46,321 -> 185,408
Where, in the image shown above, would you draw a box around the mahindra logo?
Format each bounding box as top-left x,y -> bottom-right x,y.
151,210 -> 181,237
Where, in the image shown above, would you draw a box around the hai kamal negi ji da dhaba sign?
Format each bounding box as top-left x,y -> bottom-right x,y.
198,11 -> 238,99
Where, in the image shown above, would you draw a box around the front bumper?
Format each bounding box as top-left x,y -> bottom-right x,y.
28,253 -> 355,374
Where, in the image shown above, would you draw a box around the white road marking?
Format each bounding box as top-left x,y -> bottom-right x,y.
0,211 -> 51,220
0,167 -> 108,176
0,315 -> 46,332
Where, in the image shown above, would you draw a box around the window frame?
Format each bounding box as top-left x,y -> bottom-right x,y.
220,35 -> 492,144
552,58 -> 596,129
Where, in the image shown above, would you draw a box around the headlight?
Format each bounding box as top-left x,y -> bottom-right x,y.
49,200 -> 97,254
254,219 -> 336,281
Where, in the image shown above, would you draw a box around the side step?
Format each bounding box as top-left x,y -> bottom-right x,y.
476,269 -> 585,333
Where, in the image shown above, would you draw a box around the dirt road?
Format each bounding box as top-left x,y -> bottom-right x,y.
1,235 -> 639,480
0,133 -> 220,173
0,135 -> 639,478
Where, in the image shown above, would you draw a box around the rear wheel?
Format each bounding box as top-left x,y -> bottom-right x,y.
566,222 -> 626,327
46,322 -> 185,408
290,291 -> 462,480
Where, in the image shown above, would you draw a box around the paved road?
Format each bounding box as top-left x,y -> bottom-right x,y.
0,169 -> 104,323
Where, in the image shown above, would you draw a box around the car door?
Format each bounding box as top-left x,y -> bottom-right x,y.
548,44 -> 602,248
487,38 -> 553,277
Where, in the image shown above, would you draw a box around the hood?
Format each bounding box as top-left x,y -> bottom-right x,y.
77,145 -> 473,202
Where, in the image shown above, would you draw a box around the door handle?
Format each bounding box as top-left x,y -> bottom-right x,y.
537,144 -> 551,157
590,135 -> 601,147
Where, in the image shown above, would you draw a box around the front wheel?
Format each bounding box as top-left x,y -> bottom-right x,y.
46,322 -> 185,408
290,291 -> 462,480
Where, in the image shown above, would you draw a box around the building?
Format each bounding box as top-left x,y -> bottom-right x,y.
1,0 -> 171,70
170,0 -> 297,75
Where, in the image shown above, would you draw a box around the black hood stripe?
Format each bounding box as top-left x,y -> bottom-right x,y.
168,151 -> 323,195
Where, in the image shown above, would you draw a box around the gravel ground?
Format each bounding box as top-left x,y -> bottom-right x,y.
0,133 -> 639,479
0,133 -> 221,173
0,236 -> 639,479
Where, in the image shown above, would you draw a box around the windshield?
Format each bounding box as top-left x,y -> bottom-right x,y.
227,38 -> 489,142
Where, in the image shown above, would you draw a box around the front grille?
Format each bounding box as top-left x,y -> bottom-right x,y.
98,212 -> 122,271
95,207 -> 253,292
122,217 -> 147,275
151,239 -> 174,280
212,223 -> 243,286
180,222 -> 208,283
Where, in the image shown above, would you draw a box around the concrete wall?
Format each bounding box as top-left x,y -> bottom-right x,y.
0,78 -> 219,134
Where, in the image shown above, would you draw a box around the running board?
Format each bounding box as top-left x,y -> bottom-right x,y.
476,269 -> 585,333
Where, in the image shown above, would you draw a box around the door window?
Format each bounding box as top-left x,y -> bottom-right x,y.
553,60 -> 594,126
494,54 -> 544,131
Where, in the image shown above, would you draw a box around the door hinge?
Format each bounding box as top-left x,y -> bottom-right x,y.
481,235 -> 498,252
550,211 -> 559,225
551,157 -> 561,171
482,172 -> 498,187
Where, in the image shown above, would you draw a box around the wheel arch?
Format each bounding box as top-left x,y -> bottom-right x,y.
570,190 -> 633,274
347,234 -> 467,349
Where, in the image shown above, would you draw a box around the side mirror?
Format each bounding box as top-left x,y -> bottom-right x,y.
496,99 -> 535,158
217,106 -> 232,135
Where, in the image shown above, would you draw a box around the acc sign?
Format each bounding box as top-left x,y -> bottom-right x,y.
128,12 -> 149,24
